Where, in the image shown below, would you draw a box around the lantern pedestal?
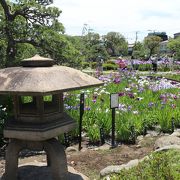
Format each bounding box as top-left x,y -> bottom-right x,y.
4,138 -> 67,180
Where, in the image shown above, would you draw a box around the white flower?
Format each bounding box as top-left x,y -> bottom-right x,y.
138,97 -> 144,100
125,88 -> 131,91
133,111 -> 138,114
100,89 -> 105,93
86,90 -> 91,94
2,107 -> 6,111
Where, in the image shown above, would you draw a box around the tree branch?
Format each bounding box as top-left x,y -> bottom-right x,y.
0,0 -> 11,20
14,39 -> 40,47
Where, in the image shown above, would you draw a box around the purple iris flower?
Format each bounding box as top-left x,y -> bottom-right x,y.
160,94 -> 165,100
118,92 -> 125,97
92,99 -> 97,103
113,77 -> 121,84
128,93 -> 134,99
84,106 -> 91,111
148,102 -> 154,107
173,95 -> 177,100
171,104 -> 176,109
161,101 -> 166,105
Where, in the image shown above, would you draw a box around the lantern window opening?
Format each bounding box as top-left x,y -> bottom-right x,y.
43,94 -> 60,114
19,96 -> 37,115
43,95 -> 52,102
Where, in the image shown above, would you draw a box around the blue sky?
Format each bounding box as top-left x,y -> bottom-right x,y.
54,0 -> 180,43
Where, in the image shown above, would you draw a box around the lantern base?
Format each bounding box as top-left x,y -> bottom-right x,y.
4,138 -> 68,180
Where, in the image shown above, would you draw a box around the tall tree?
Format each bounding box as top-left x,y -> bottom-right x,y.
82,32 -> 109,62
132,41 -> 148,59
0,0 -> 64,67
144,35 -> 162,58
103,32 -> 128,57
167,37 -> 180,60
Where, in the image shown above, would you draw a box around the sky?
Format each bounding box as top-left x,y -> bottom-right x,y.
54,0 -> 180,43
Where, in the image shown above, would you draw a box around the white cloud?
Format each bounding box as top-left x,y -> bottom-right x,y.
54,0 -> 180,42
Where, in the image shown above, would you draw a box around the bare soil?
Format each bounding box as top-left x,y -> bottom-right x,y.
0,136 -> 158,180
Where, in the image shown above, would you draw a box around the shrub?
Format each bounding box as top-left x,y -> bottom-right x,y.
103,63 -> 118,71
81,62 -> 89,69
138,64 -> 152,71
0,96 -> 13,146
91,62 -> 97,69
110,150 -> 180,180
106,60 -> 116,65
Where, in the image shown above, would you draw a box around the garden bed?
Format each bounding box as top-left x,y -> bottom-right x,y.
64,70 -> 180,144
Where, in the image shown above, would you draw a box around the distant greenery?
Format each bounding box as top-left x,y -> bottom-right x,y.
110,150 -> 180,180
103,63 -> 118,71
0,96 -> 13,146
141,73 -> 180,82
168,37 -> 180,60
144,35 -> 162,58
132,63 -> 180,72
152,74 -> 180,82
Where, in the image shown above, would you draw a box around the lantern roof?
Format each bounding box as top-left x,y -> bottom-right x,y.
21,54 -> 54,67
0,55 -> 103,95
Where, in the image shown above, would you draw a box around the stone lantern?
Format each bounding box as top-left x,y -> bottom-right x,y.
0,55 -> 103,180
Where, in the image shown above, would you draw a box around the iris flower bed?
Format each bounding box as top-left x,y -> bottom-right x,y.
64,70 -> 180,144
125,59 -> 180,71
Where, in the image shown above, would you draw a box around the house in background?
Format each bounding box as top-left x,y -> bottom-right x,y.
174,32 -> 180,39
147,32 -> 168,41
159,32 -> 180,54
128,44 -> 134,55
159,40 -> 169,54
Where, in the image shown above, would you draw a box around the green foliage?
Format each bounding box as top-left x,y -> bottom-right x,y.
81,62 -> 89,69
82,32 -> 110,62
132,42 -> 148,59
157,74 -> 180,82
144,35 -> 162,57
131,63 -> 180,72
0,95 -> 13,145
110,150 -> 180,180
168,37 -> 180,60
103,32 -> 128,56
0,0 -> 81,67
103,63 -> 118,71
0,39 -> 7,68
91,62 -> 97,69
15,43 -> 38,65
137,64 -> 152,71
106,60 -> 116,65
86,125 -> 100,143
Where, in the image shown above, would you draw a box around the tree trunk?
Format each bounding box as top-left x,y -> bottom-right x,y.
5,40 -> 16,67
